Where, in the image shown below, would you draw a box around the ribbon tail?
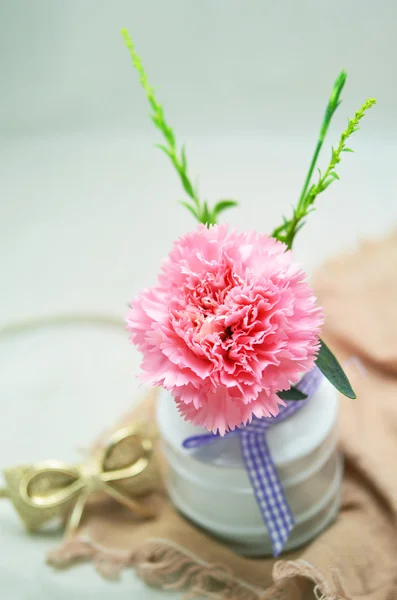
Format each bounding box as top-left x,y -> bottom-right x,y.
65,489 -> 89,537
240,431 -> 295,556
104,483 -> 156,519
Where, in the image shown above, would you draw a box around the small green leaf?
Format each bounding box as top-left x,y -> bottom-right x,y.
295,221 -> 306,234
321,177 -> 336,191
342,147 -> 354,152
148,96 -> 158,112
151,115 -> 161,127
156,143 -> 173,159
277,387 -> 308,401
180,173 -> 195,199
212,199 -> 239,216
200,201 -> 211,225
179,201 -> 198,220
163,126 -> 175,146
181,145 -> 187,169
329,172 -> 340,180
315,339 -> 356,399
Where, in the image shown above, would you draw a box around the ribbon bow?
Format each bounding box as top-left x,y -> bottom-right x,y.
1,424 -> 157,536
183,368 -> 323,556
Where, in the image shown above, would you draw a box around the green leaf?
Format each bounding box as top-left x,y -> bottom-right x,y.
151,115 -> 161,128
315,339 -> 356,399
212,199 -> 239,217
179,201 -> 198,220
295,221 -> 306,234
321,178 -> 334,191
342,147 -> 354,152
156,143 -> 173,159
200,201 -> 211,225
277,387 -> 308,401
164,125 -> 175,146
180,173 -> 195,199
329,172 -> 340,180
181,145 -> 187,169
148,96 -> 158,112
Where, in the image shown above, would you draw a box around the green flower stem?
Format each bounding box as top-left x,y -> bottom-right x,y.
122,29 -> 200,212
313,97 -> 376,192
122,28 -> 238,226
272,71 -> 375,250
297,71 -> 346,213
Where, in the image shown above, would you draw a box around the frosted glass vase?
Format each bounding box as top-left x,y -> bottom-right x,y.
156,375 -> 342,556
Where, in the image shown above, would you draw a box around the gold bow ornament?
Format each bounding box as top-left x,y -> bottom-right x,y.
0,424 -> 158,536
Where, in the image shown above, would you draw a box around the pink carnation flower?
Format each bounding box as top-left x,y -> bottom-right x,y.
127,224 -> 323,435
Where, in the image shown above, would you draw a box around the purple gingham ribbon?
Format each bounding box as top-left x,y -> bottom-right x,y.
182,367 -> 323,556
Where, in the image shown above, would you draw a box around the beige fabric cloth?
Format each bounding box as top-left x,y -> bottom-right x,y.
48,232 -> 397,599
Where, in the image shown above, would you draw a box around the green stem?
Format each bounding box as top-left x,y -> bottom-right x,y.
297,70 -> 346,211
121,29 -> 201,213
272,81 -> 375,250
284,214 -> 299,250
272,70 -> 347,249
297,138 -> 322,212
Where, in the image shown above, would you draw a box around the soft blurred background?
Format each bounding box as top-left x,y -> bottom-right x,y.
0,1 -> 396,598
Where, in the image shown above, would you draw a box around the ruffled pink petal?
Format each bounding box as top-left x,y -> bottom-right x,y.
127,224 -> 323,434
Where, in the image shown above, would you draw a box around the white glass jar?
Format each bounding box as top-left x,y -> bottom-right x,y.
156,375 -> 342,556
